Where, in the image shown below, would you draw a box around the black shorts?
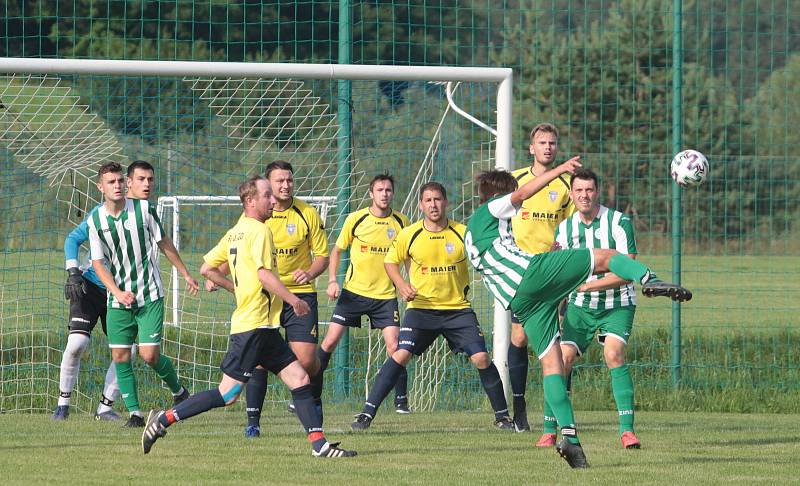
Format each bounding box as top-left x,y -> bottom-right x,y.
330,289 -> 399,329
68,279 -> 108,337
281,292 -> 319,344
398,308 -> 487,357
220,328 -> 298,382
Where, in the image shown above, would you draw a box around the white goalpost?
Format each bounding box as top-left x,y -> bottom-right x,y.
0,57 -> 513,412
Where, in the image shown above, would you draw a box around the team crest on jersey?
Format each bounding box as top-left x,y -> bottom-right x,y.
123,219 -> 134,231
387,228 -> 396,239
286,223 -> 296,235
445,242 -> 455,254
549,191 -> 558,202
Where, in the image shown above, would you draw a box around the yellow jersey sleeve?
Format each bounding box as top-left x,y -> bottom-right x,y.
203,234 -> 228,268
510,166 -> 575,254
338,208 -> 408,299
266,198 -> 328,293
386,220 -> 470,310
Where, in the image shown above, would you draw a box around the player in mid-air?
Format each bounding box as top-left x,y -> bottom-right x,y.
319,174 -> 411,413
141,175 -> 355,458
546,168 -> 643,449
87,162 -> 199,427
351,182 -> 513,431
464,163 -> 691,468
508,123 -> 578,435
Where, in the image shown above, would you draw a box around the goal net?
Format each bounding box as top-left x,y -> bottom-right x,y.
0,58 -> 512,414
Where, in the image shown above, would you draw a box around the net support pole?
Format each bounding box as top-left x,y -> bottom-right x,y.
493,75 -> 513,399
671,0 -> 683,388
333,0 -> 353,400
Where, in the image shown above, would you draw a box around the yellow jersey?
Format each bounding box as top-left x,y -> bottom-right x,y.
385,219 -> 470,310
266,197 -> 329,293
510,166 -> 575,254
335,207 -> 410,300
204,216 -> 282,334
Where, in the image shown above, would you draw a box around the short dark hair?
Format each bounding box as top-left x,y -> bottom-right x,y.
98,162 -> 123,180
127,160 -> 155,177
239,175 -> 266,204
529,123 -> 559,143
475,170 -> 518,203
419,182 -> 447,201
570,167 -> 599,188
369,173 -> 395,192
265,160 -> 294,179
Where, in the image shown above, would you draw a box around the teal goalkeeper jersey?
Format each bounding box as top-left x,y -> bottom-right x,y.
554,205 -> 637,310
465,194 -> 533,310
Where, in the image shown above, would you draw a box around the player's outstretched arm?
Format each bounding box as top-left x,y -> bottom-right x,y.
385,262 -> 416,302
510,156 -> 582,207
199,262 -> 235,293
157,237 -> 199,295
258,268 -> 311,316
326,245 -> 343,300
92,259 -> 135,306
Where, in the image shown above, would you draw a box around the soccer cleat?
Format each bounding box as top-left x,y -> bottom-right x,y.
141,410 -> 167,454
123,414 -> 146,428
513,409 -> 530,432
312,441 -> 357,458
494,416 -> 515,431
395,401 -> 411,414
535,433 -> 557,447
173,388 -> 190,406
94,410 -> 122,421
351,413 -> 373,431
556,438 -> 590,469
287,401 -> 296,414
52,405 -> 70,420
244,425 -> 261,438
621,431 -> 641,449
641,273 -> 692,302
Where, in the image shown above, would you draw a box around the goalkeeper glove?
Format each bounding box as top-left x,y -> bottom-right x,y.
65,267 -> 86,301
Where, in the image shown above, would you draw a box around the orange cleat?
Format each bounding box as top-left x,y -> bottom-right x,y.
535,433 -> 557,447
621,431 -> 641,449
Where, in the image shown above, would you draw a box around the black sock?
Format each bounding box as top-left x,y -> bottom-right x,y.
291,384 -> 322,436
508,343 -> 529,413
478,363 -> 510,420
159,389 -> 225,427
363,357 -> 404,418
245,368 -> 268,428
317,347 -> 333,372
394,367 -> 409,405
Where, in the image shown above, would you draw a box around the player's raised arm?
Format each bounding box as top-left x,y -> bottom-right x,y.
509,156 -> 582,208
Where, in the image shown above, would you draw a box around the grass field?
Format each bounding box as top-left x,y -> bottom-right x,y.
2,409 -> 799,484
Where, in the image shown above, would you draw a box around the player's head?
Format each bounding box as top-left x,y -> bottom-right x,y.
529,123 -> 559,167
240,175 -> 275,222
97,162 -> 126,203
569,167 -> 600,216
475,170 -> 518,204
265,160 -> 294,203
418,182 -> 448,224
126,160 -> 155,200
369,173 -> 395,211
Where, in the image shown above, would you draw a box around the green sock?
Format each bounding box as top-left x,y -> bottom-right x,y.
608,253 -> 650,283
542,393 -> 558,434
610,364 -> 635,434
115,360 -> 139,412
543,374 -> 579,444
152,354 -> 182,394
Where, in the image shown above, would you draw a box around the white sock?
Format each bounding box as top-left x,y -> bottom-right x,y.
58,333 -> 90,406
96,363 -> 118,414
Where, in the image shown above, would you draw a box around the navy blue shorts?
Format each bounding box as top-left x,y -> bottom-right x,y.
398,308 -> 487,357
220,328 -> 297,382
68,278 -> 108,337
330,289 -> 399,329
281,292 -> 319,344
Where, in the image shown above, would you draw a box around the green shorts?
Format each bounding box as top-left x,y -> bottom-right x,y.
509,248 -> 592,358
106,298 -> 165,348
561,305 -> 636,355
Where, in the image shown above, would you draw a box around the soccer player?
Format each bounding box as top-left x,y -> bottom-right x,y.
52,160 -> 159,421
320,173 -> 411,413
508,123 -> 578,434
350,182 -> 512,431
141,175 -> 355,458
87,162 -> 199,427
464,164 -> 691,468
542,168 -> 643,449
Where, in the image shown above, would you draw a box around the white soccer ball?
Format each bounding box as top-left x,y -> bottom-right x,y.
670,149 -> 709,187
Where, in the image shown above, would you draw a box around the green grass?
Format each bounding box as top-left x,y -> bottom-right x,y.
2,410 -> 799,484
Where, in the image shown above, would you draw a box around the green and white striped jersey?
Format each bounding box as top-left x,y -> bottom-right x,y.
465,194 -> 532,310
554,205 -> 637,309
88,198 -> 165,308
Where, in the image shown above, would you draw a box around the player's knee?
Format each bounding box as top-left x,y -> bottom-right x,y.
562,351 -> 577,369
219,383 -> 243,406
511,327 -> 528,347
604,350 -> 625,368
385,340 -> 399,356
469,351 -> 491,369
392,348 -> 413,366
140,350 -> 159,367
